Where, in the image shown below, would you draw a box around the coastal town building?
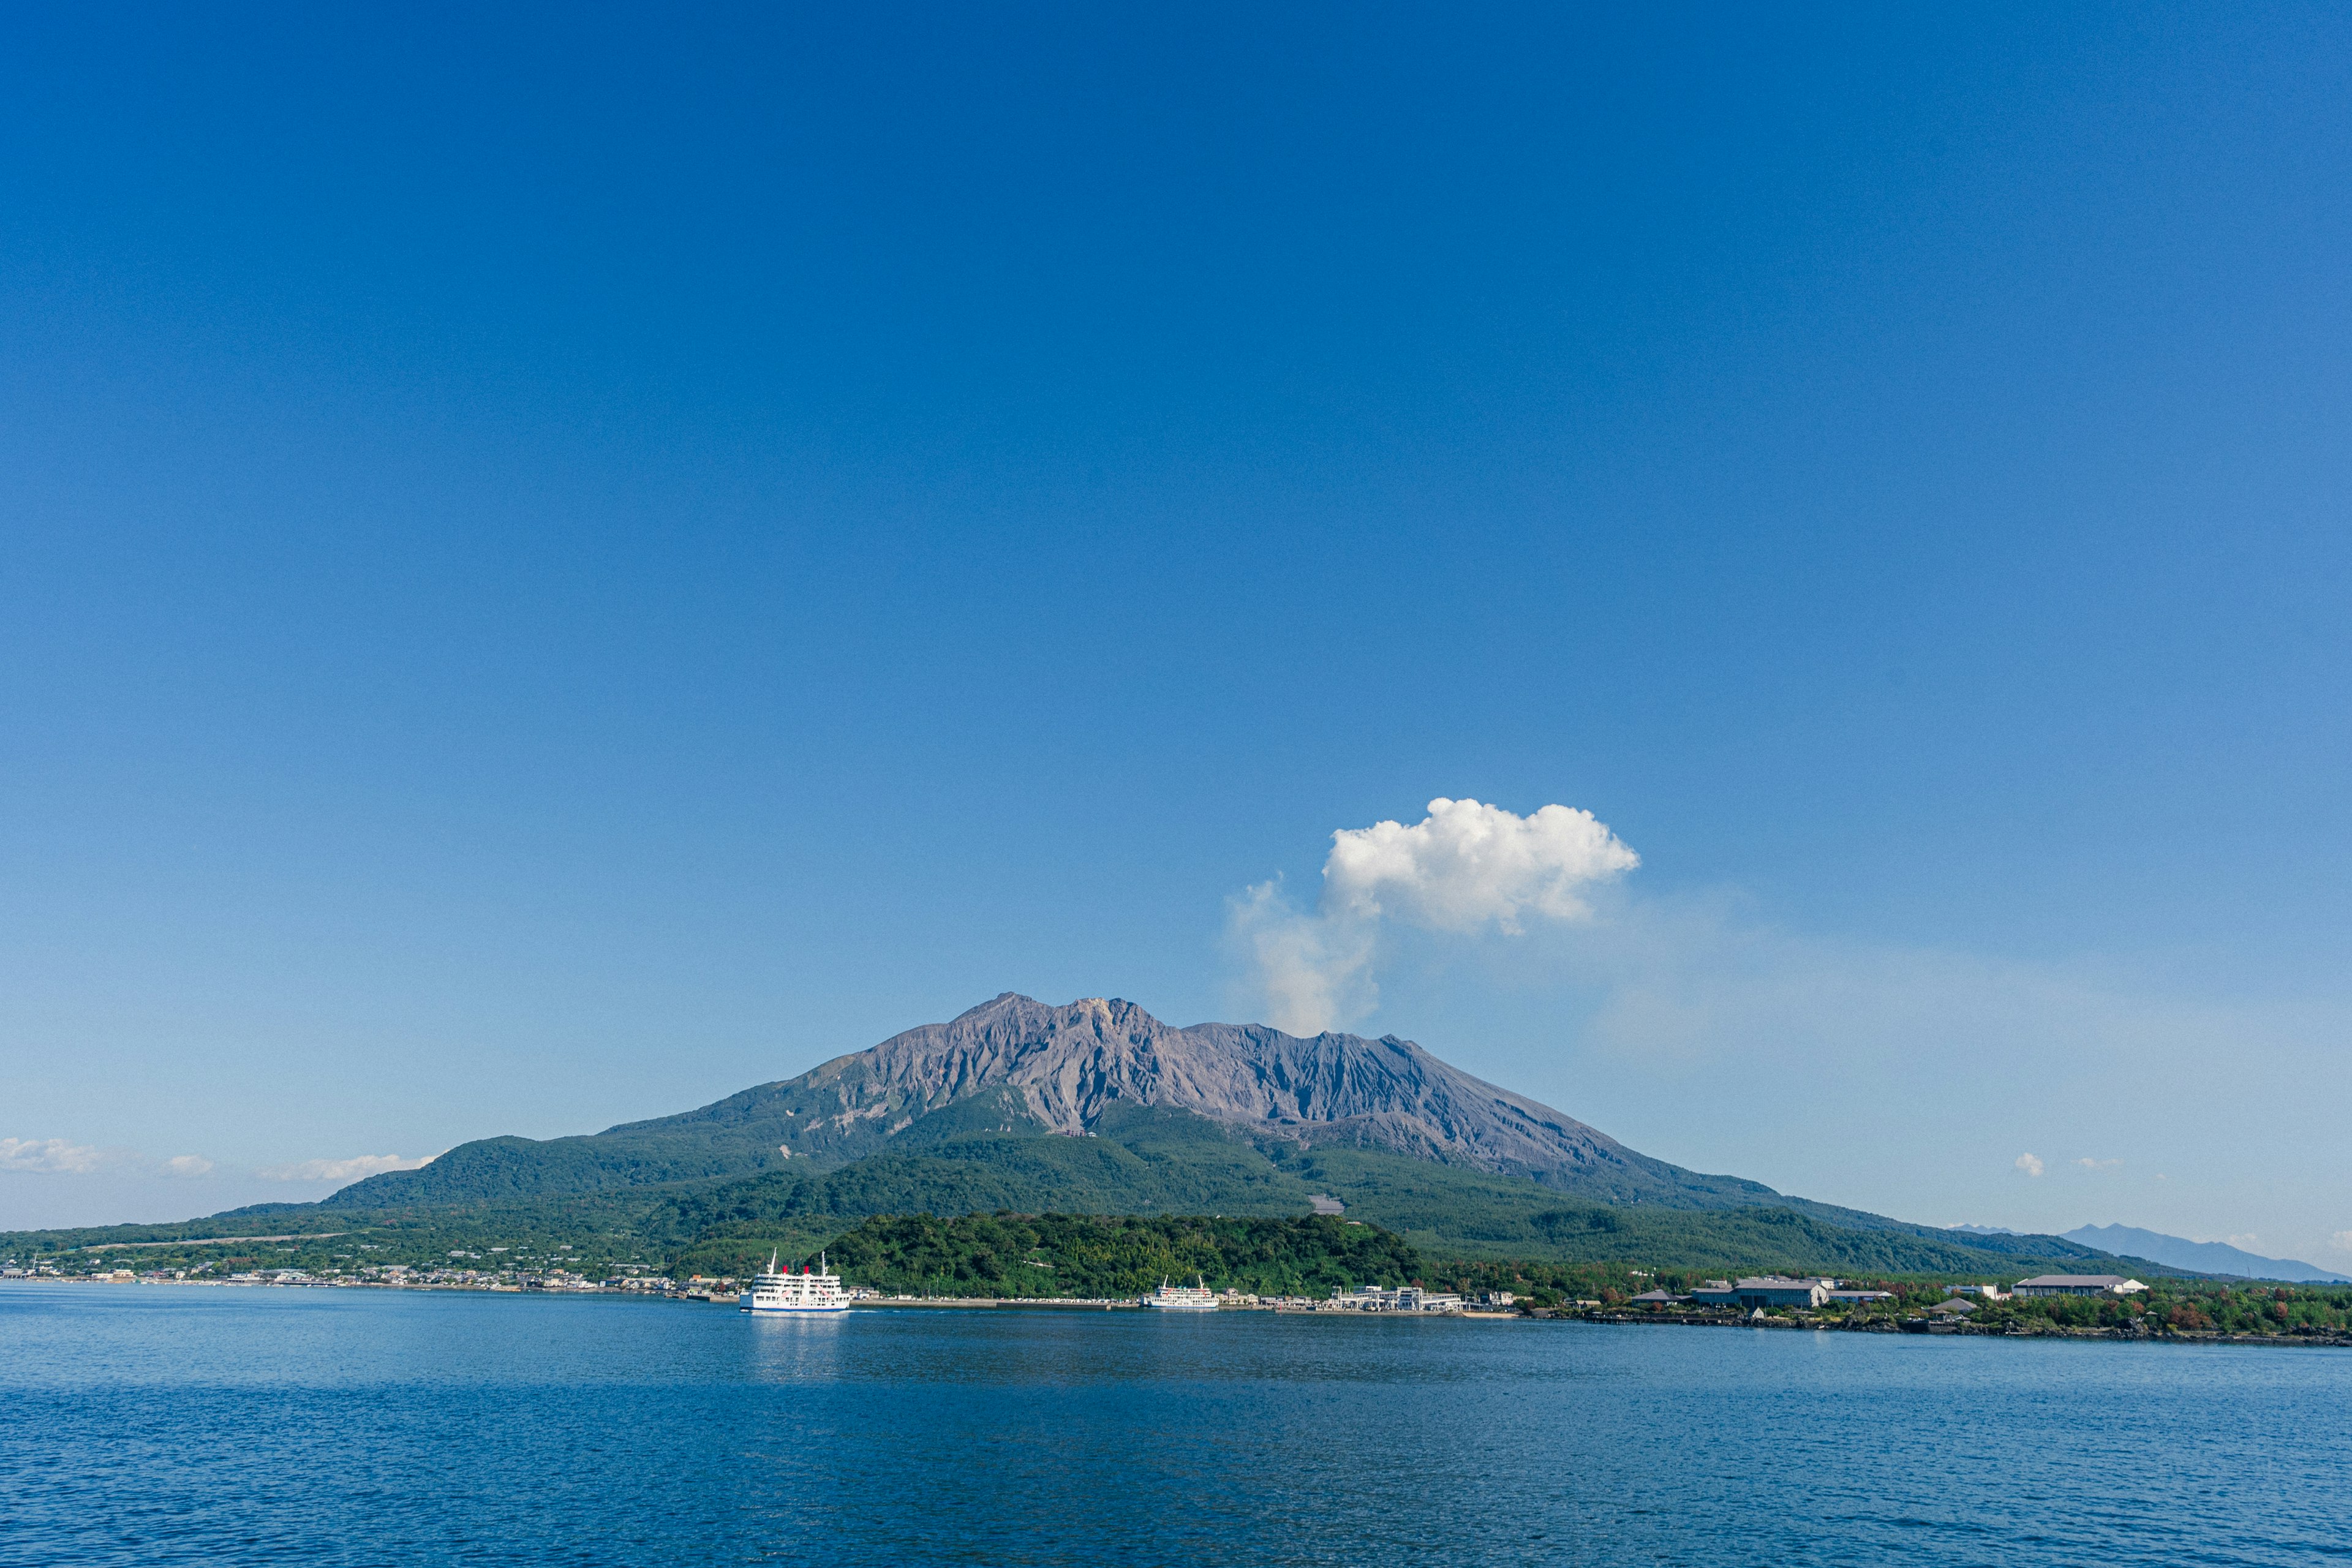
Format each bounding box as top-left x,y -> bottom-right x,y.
1692,1276 -> 1835,1310
1826,1289 -> 1894,1306
1329,1285 -> 1463,1313
1945,1284 -> 2008,1299
2012,1275 -> 2147,1298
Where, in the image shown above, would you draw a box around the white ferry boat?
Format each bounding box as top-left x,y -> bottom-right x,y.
1141,1276 -> 1219,1311
739,1251 -> 851,1316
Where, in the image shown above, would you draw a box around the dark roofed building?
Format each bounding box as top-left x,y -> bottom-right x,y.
1692,1276 -> 1834,1310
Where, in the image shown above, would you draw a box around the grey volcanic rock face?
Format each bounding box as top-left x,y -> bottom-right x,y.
837,993 -> 1620,1172
769,993 -> 1710,1194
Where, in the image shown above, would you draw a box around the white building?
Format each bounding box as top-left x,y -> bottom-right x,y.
1330,1284 -> 1463,1313
2012,1275 -> 2147,1298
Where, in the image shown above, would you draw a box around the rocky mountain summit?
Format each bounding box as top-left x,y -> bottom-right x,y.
805,992 -> 1648,1178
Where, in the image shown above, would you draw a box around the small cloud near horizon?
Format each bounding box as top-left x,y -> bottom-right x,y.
256,1153 -> 435,1183
2332,1231 -> 2352,1254
2076,1156 -> 2122,1169
2015,1153 -> 2046,1178
0,1137 -> 109,1174
162,1155 -> 214,1177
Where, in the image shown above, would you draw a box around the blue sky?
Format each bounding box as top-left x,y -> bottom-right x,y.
4,4 -> 2348,1262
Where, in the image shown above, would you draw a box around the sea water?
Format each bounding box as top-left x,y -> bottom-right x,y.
3,1284 -> 2346,1565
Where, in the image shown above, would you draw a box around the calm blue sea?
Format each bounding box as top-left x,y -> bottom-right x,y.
4,1284 -> 2347,1566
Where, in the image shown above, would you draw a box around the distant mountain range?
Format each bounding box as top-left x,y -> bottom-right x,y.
2062,1224 -> 2347,1284
289,993 -> 2143,1276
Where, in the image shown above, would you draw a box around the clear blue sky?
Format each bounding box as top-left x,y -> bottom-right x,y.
4,4 -> 2347,1261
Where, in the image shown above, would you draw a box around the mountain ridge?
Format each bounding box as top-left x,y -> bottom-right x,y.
2061,1224 -> 2348,1284
330,993 -> 1814,1213
316,993 -> 2125,1279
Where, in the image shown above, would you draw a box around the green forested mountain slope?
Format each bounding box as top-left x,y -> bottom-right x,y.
816,1213 -> 1423,1298
654,1107 -> 2133,1278
6,1100 -> 2144,1281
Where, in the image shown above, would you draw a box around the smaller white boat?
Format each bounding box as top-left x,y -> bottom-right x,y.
1141,1276 -> 1219,1311
740,1250 -> 851,1315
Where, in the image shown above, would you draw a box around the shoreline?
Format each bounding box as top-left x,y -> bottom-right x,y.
12,1277 -> 2348,1346
1545,1306 -> 2352,1349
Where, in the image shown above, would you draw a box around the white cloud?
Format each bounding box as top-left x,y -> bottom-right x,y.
2332,1231 -> 2352,1254
2076,1157 -> 2122,1170
2228,1234 -> 2261,1249
0,1137 -> 108,1174
1228,797 -> 1638,1033
2016,1153 -> 2046,1178
1324,797 -> 1640,932
256,1153 -> 434,1184
3,1140 -> 225,1182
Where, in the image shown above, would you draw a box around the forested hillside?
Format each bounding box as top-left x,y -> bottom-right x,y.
7,1102 -> 2151,1282
693,1213 -> 1423,1297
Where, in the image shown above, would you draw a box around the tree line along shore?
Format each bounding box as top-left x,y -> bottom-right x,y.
7,1210 -> 2351,1344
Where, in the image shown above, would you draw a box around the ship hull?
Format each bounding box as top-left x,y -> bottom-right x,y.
742,1302 -> 851,1315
